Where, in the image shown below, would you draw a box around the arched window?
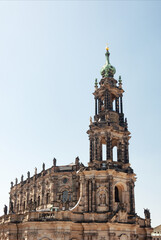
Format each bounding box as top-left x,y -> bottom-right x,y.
23,201 -> 25,210
46,193 -> 50,204
102,144 -> 106,161
113,146 -> 117,161
38,196 -> 40,206
115,186 -> 120,202
17,202 -> 19,212
115,185 -> 124,203
113,99 -> 116,111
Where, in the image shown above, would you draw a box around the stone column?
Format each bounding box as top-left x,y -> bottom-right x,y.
88,180 -> 92,212
98,98 -> 101,114
131,181 -> 135,214
95,97 -> 98,115
26,187 -> 29,210
129,181 -> 135,214
98,137 -> 102,162
85,179 -> 89,212
117,141 -> 122,162
52,176 -> 58,204
105,90 -> 108,110
127,181 -> 131,213
106,135 -> 112,161
90,137 -> 94,162
115,97 -> 119,113
92,178 -> 96,212
108,176 -> 113,212
50,182 -> 54,205
33,183 -> 37,204
72,175 -> 77,203
41,180 -> 45,205
120,95 -> 123,114
19,190 -> 23,212
79,176 -> 85,212
94,136 -> 98,161
119,95 -> 124,126
107,91 -> 112,110
124,139 -> 129,163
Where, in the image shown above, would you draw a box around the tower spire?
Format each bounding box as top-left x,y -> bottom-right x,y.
87,46 -> 131,172
100,45 -> 116,78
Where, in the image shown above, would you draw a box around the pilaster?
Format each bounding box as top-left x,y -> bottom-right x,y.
108,176 -> 113,211
106,135 -> 112,161
124,138 -> 129,164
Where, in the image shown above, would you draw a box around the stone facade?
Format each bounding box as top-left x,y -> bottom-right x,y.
152,225 -> 161,240
9,159 -> 81,214
0,48 -> 153,240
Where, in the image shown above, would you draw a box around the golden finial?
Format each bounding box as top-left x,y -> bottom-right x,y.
106,43 -> 109,51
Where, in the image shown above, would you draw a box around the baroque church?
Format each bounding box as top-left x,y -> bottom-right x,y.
0,47 -> 153,240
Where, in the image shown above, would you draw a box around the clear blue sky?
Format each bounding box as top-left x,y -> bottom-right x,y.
0,1 -> 160,227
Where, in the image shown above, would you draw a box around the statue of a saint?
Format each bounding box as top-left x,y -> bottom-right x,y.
33,200 -> 37,211
42,163 -> 45,171
144,208 -> 150,219
4,205 -> 7,215
21,175 -> 24,182
10,201 -> 14,213
99,193 -> 106,205
102,193 -> 106,204
15,178 -> 18,185
53,158 -> 57,167
75,156 -> 80,165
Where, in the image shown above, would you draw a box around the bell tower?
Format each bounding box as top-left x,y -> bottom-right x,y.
87,46 -> 132,173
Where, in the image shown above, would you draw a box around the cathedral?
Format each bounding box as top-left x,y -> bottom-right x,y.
0,47 -> 153,240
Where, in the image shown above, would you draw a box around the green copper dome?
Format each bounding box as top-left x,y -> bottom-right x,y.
100,49 -> 116,78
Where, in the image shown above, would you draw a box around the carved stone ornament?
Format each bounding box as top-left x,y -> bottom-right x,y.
119,234 -> 128,240
130,234 -> 139,240
99,192 -> 106,205
40,238 -> 51,240
28,231 -> 38,237
97,186 -> 108,206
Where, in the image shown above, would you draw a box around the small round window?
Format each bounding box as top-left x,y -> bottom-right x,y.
63,178 -> 68,184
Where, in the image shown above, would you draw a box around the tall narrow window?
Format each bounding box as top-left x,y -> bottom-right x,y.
113,99 -> 116,111
17,202 -> 19,212
113,146 -> 117,161
46,193 -> 50,204
115,186 -> 120,202
102,144 -> 106,161
23,201 -> 25,210
38,196 -> 40,206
